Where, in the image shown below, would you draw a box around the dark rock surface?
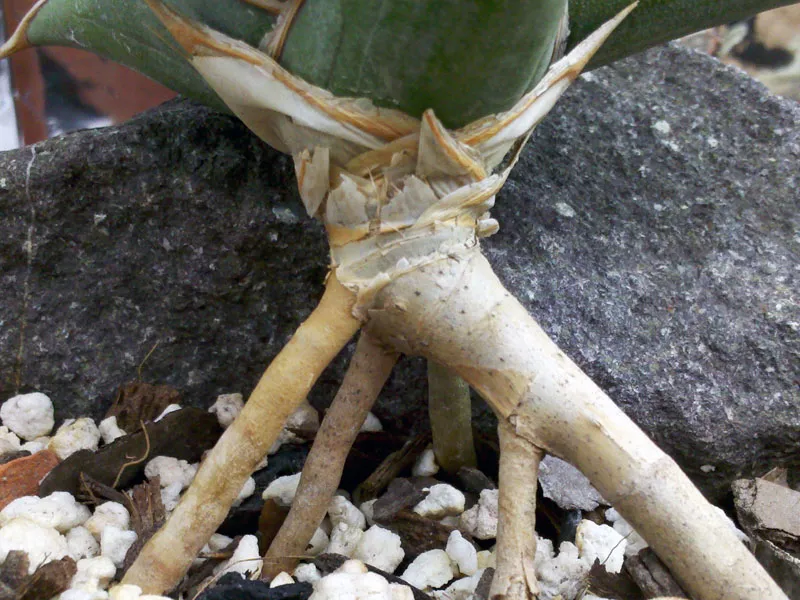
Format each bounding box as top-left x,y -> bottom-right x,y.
0,44 -> 797,499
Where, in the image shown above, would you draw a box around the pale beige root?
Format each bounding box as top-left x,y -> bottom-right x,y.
262,333 -> 398,579
427,361 -> 477,474
491,421 -> 543,600
365,251 -> 788,600
122,274 -> 360,594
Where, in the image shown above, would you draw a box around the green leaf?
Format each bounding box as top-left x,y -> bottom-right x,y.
280,0 -> 568,128
22,0 -> 277,111
570,0 -> 800,68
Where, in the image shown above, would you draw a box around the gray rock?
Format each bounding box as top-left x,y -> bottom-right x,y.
0,44 -> 798,499
538,456 -> 606,511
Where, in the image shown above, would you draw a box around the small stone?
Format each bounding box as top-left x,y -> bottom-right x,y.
353,525 -> 405,573
0,491 -> 91,532
270,572 -> 295,587
0,449 -> 59,510
360,413 -> 383,433
98,417 -> 126,445
412,448 -> 439,477
329,495 -> 367,530
232,477 -> 256,507
85,502 -> 131,540
445,530 -> 478,576
208,393 -> 243,429
0,517 -> 69,573
538,456 -> 606,511
413,484 -> 465,519
100,526 -> 137,568
459,489 -> 498,540
0,426 -> 22,455
401,549 -> 455,590
67,526 -> 101,560
144,456 -> 197,489
294,562 -> 321,584
1,392 -> 55,440
262,472 -> 302,507
49,419 -> 101,460
214,534 -> 261,578
327,523 -> 364,558
575,520 -> 626,574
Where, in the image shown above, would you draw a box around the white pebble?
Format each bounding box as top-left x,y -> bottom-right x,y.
329,495 -> 367,530
412,448 -> 439,477
59,590 -> 109,600
160,482 -> 182,513
270,572 -> 295,587
327,522 -> 364,557
208,533 -> 234,552
100,525 -> 137,568
85,502 -> 131,540
605,508 -> 648,556
309,561 -> 390,600
154,404 -> 181,422
459,489 -> 498,540
536,541 -> 590,600
208,393 -> 244,428
67,526 -> 100,560
49,418 -> 101,459
144,456 -> 197,489
1,392 -> 54,440
391,584 -> 415,600
21,436 -> 49,453
445,530 -> 478,576
0,517 -> 68,573
0,492 -> 91,532
576,520 -> 626,573
71,556 -> 117,592
262,472 -> 302,507
360,413 -> 383,433
431,569 -> 485,600
307,527 -> 330,556
401,549 -> 455,590
360,499 -> 377,527
215,534 -> 261,578
353,525 -> 405,573
0,426 -> 22,454
98,416 -> 126,444
232,477 -> 256,507
413,484 -> 465,519
294,563 -> 321,584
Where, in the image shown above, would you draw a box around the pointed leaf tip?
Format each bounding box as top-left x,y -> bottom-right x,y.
0,0 -> 49,59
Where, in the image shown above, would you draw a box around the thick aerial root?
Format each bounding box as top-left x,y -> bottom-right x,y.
366,250 -> 787,600
262,333 -> 398,579
427,361 -> 477,474
123,274 -> 360,594
490,421 -> 543,600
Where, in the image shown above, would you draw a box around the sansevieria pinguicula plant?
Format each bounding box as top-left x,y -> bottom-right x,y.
2,1 -> 795,599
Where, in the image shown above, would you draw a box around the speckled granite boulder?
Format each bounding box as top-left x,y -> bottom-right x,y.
0,44 -> 797,498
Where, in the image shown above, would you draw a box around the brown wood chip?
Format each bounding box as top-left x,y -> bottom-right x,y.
39,407 -> 221,497
625,549 -> 688,598
18,556 -> 76,600
354,433 -> 430,503
105,382 -> 182,431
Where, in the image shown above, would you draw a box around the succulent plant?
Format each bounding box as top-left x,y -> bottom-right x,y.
2,2 -> 793,599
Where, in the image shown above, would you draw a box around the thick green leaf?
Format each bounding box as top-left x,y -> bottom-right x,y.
281,0 -> 568,128
570,0 -> 800,68
6,0 -> 796,126
23,0 -> 277,111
